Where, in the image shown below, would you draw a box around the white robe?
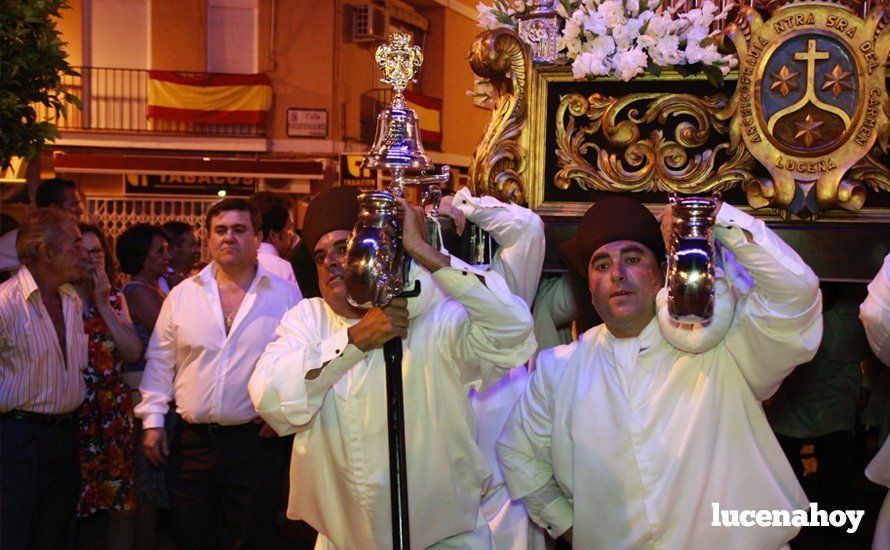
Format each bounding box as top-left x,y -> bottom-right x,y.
862,252 -> 890,549
862,252 -> 890,366
453,188 -> 547,549
249,259 -> 536,550
497,204 -> 822,549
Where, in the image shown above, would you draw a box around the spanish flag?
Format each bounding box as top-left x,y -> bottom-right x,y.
403,90 -> 442,147
147,71 -> 272,125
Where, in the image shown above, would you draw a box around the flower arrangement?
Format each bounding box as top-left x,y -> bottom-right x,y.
476,0 -> 738,85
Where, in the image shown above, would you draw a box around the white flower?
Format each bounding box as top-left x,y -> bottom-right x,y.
684,23 -> 711,44
644,34 -> 682,66
646,11 -> 676,38
476,0 -> 737,81
580,9 -> 608,36
560,35 -> 584,57
563,15 -> 583,41
613,46 -> 649,81
573,50 -> 612,78
508,0 -> 528,13
684,41 -> 723,65
589,34 -> 617,57
613,15 -> 645,50
598,0 -> 626,28
476,3 -> 502,29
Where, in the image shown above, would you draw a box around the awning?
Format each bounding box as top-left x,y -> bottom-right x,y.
53,152 -> 325,180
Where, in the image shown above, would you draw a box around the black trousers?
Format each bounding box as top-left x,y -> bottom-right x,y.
777,430 -> 855,512
0,416 -> 80,550
166,421 -> 288,550
777,430 -> 855,540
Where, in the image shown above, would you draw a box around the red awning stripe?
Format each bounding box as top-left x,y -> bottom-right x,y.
53,153 -> 325,179
147,105 -> 267,125
148,70 -> 271,87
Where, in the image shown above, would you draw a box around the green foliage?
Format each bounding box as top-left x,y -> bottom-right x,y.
0,0 -> 79,169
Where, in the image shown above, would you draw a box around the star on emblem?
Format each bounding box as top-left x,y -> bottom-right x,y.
794,115 -> 824,147
822,64 -> 852,97
770,65 -> 800,97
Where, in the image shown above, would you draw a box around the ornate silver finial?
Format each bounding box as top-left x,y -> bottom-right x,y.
375,33 -> 423,107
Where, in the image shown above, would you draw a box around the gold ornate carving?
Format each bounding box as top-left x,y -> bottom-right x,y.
468,29 -> 530,204
553,91 -> 754,194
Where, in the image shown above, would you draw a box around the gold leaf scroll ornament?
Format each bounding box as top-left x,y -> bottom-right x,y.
468,29 -> 530,205
554,92 -> 750,194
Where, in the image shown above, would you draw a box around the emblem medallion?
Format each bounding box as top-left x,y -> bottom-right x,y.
729,1 -> 890,215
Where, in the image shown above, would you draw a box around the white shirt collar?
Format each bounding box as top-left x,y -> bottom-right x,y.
600,315 -> 663,351
198,260 -> 271,290
257,242 -> 280,257
16,264 -> 78,302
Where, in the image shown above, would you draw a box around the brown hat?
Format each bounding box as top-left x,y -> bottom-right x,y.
302,186 -> 361,253
562,196 -> 666,276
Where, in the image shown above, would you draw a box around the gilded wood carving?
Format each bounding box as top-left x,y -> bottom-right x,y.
553,91 -> 755,194
468,29 -> 530,204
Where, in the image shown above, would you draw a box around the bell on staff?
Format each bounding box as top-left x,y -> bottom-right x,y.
363,105 -> 434,171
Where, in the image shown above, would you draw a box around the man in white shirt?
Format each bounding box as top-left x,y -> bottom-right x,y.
136,198 -> 300,549
0,208 -> 88,550
0,178 -> 84,274
861,252 -> 890,548
248,186 -> 537,549
498,196 -> 822,549
249,192 -> 301,291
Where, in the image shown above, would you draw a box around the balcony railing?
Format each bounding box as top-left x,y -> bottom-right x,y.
37,66 -> 266,138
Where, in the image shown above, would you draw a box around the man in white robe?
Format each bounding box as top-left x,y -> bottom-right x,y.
249,187 -> 536,549
497,196 -> 822,549
861,252 -> 890,549
447,188 -> 547,549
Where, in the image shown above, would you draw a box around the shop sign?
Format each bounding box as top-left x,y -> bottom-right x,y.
124,174 -> 256,196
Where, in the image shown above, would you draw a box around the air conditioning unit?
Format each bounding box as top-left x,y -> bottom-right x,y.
353,3 -> 388,42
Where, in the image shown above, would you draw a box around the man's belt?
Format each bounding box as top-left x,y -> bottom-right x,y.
1,410 -> 78,427
181,420 -> 257,434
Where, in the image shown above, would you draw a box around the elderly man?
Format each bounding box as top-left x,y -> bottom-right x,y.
862,252 -> 890,548
0,178 -> 84,273
498,197 -> 822,549
248,186 -> 536,548
0,208 -> 88,550
135,198 -> 300,549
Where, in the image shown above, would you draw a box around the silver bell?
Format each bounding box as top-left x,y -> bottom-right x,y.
364,106 -> 434,172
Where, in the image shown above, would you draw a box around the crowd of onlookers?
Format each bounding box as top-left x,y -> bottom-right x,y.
0,178 -> 309,549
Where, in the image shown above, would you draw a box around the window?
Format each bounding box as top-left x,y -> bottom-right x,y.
84,0 -> 150,130
207,0 -> 258,74
87,0 -> 149,69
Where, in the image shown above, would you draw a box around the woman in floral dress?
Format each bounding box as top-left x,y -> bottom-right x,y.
75,224 -> 144,549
